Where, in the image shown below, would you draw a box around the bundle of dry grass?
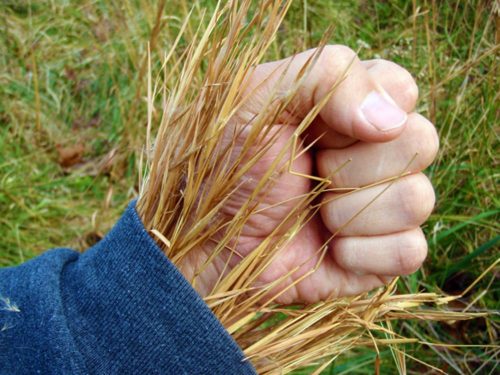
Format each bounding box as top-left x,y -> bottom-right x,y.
137,1 -> 491,373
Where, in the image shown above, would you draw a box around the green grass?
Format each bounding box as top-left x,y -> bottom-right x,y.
1,0 -> 498,373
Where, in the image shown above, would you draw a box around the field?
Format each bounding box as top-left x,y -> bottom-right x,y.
0,0 -> 498,373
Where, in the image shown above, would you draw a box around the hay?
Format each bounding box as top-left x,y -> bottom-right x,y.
137,1 -> 494,373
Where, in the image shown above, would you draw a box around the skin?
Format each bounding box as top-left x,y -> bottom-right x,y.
180,46 -> 439,304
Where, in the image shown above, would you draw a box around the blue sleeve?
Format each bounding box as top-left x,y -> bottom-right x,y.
0,201 -> 256,375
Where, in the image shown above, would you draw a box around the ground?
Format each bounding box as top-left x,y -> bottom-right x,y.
0,0 -> 498,373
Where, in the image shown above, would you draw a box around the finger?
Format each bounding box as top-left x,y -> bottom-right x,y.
332,228 -> 428,276
307,59 -> 420,149
317,113 -> 439,187
246,45 -> 408,143
326,263 -> 393,298
256,218 -> 392,303
320,173 -> 435,236
306,117 -> 357,149
335,273 -> 393,297
363,59 -> 419,113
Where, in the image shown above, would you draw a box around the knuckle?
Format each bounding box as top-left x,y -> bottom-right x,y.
397,231 -> 428,274
400,72 -> 419,105
320,45 -> 359,71
399,175 -> 436,225
328,44 -> 357,60
407,114 -> 440,170
369,59 -> 419,108
386,61 -> 419,105
419,116 -> 440,162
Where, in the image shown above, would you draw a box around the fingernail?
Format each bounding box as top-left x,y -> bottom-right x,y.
359,91 -> 407,132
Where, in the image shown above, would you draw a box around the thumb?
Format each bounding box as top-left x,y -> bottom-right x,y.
246,45 -> 408,143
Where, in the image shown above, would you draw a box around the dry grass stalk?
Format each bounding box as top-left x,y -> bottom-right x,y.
137,1 -> 494,373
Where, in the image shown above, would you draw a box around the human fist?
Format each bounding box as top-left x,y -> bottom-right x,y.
180,45 -> 439,303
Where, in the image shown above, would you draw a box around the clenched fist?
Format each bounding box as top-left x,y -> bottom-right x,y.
180,46 -> 439,304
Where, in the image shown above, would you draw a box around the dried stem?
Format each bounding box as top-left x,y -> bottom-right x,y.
137,1 -> 492,373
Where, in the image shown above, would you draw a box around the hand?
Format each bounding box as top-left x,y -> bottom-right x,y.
180,45 -> 439,304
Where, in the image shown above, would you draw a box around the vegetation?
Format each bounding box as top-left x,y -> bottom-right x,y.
1,0 -> 498,373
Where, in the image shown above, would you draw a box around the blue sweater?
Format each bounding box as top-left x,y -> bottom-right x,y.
0,201 -> 256,374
